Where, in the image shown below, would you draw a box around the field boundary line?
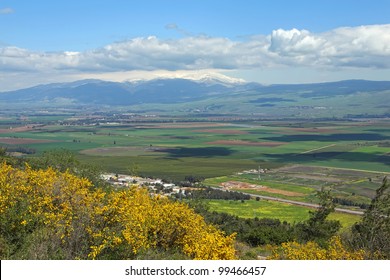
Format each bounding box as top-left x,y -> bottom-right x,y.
298,144 -> 336,155
305,164 -> 389,175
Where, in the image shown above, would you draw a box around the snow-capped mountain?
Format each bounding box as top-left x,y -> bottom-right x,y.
126,71 -> 246,86
0,74 -> 255,106
178,72 -> 246,85
1,78 -> 390,119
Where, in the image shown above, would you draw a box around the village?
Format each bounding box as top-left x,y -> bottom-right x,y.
100,168 -> 268,198
101,173 -> 183,197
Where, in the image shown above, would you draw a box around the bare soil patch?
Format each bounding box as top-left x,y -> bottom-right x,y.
140,122 -> 227,129
221,181 -> 304,197
288,174 -> 342,183
0,126 -> 36,134
0,137 -> 55,145
207,140 -> 286,147
289,127 -> 338,133
80,146 -> 142,155
194,129 -> 248,135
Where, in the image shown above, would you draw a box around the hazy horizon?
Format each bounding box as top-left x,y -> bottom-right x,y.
1,0 -> 390,91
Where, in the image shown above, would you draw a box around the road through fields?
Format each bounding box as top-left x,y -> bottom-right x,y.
248,193 -> 364,215
210,187 -> 364,215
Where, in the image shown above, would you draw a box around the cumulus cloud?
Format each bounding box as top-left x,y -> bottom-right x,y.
0,35 -> 269,74
1,24 -> 390,79
267,24 -> 390,68
0,47 -> 81,72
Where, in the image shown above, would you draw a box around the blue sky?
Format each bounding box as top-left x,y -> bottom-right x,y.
1,0 -> 390,90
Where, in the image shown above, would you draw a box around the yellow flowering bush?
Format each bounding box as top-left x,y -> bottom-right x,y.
268,236 -> 365,260
0,163 -> 235,260
88,187 -> 236,259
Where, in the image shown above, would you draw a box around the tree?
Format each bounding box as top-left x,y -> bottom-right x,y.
350,177 -> 390,259
0,147 -> 6,157
0,146 -> 26,168
294,188 -> 341,246
184,175 -> 205,185
127,163 -> 139,176
30,149 -> 78,173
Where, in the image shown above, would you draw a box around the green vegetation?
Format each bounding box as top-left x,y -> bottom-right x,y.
206,199 -> 360,228
1,114 -> 390,259
349,177 -> 390,259
77,154 -> 258,181
187,188 -> 373,259
207,199 -> 310,224
0,163 -> 235,260
1,119 -> 389,181
293,189 -> 341,246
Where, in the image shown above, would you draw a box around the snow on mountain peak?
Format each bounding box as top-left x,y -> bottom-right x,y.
125,71 -> 247,85
181,72 -> 247,85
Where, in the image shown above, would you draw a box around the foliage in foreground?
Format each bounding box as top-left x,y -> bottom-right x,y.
0,163 -> 235,260
349,177 -> 390,259
293,188 -> 341,246
268,236 -> 365,260
189,188 -> 341,248
197,208 -> 294,247
263,180 -> 390,260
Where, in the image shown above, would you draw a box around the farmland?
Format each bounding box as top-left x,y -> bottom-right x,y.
0,115 -> 389,225
206,199 -> 361,228
1,118 -> 388,178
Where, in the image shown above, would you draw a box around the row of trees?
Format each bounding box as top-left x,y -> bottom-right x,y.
176,187 -> 251,201
332,197 -> 369,209
0,146 -> 36,155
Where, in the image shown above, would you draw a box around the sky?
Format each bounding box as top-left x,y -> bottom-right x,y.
1,0 -> 390,90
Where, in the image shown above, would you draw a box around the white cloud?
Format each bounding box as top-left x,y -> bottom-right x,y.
322,25 -> 390,68
1,24 -> 390,89
0,7 -> 14,14
267,24 -> 390,68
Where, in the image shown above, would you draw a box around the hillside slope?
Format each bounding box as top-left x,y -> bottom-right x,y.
1,78 -> 390,118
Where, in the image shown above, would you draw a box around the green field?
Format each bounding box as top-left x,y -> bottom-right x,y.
206,199 -> 362,229
1,119 -> 389,194
1,120 -> 389,181
1,116 -> 388,228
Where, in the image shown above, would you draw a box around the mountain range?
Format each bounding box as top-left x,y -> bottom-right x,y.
0,74 -> 257,105
1,75 -> 390,118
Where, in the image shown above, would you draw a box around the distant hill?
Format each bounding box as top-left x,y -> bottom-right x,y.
0,77 -> 259,105
1,78 -> 390,118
